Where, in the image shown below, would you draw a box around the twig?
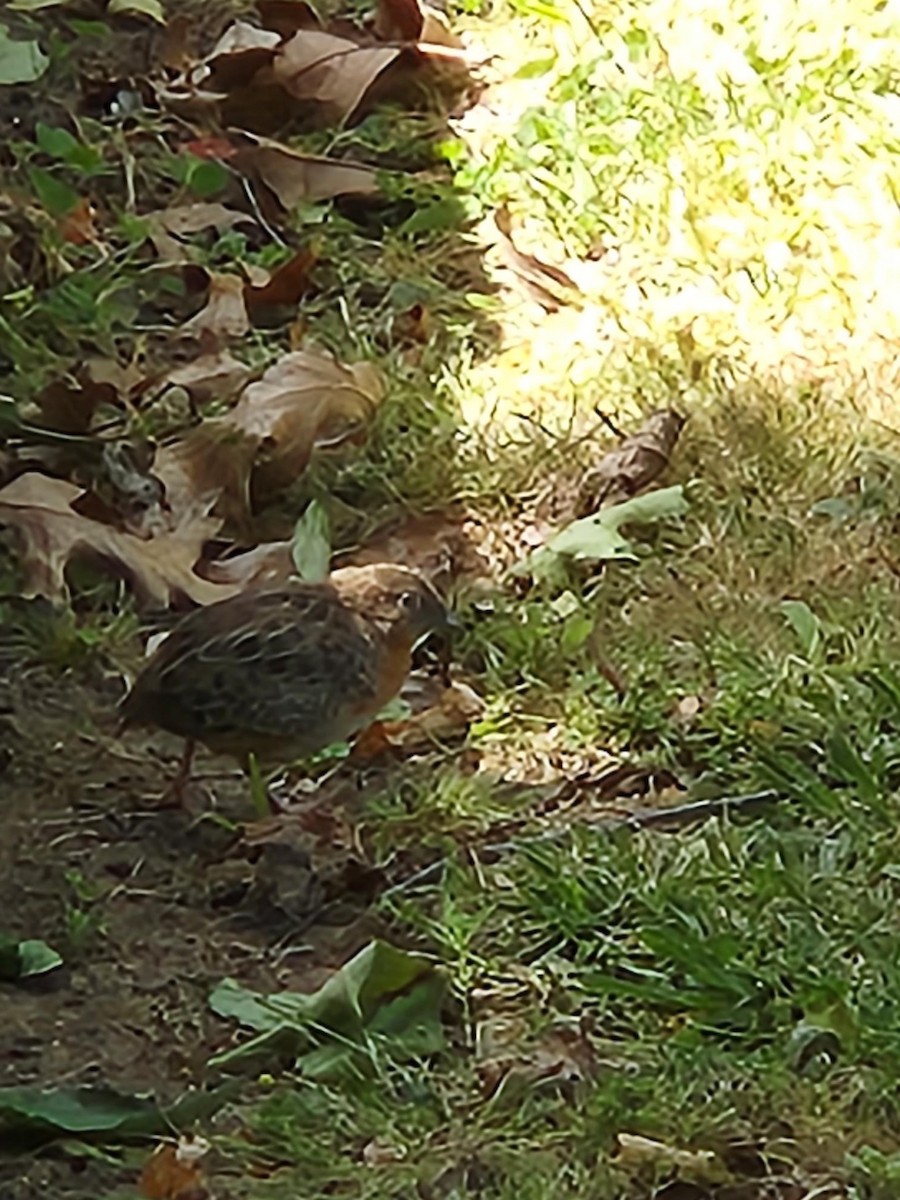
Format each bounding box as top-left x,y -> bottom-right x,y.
381,789 -> 780,898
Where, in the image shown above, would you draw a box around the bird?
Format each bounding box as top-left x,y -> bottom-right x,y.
118,563 -> 456,803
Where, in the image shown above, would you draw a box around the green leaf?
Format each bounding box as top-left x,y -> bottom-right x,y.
781,599 -> 821,659
107,0 -> 166,22
0,1082 -> 240,1147
518,485 -> 689,580
209,940 -> 445,1079
291,500 -> 331,583
17,939 -> 63,977
0,25 -> 49,84
7,0 -> 66,10
0,936 -> 63,981
35,124 -> 102,174
186,159 -> 230,198
28,167 -> 80,218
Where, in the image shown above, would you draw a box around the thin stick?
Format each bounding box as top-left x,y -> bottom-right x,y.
381,789 -> 780,898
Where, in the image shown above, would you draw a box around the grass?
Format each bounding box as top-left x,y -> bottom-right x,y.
225,0 -> 900,1193
5,0 -> 900,1195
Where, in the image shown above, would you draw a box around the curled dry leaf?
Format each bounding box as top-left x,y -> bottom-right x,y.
273,29 -> 399,125
479,1021 -> 599,1102
181,272 -> 250,341
244,246 -> 317,318
199,537 -> 293,590
233,134 -> 380,205
0,473 -> 232,609
147,202 -> 254,261
229,347 -> 383,499
576,408 -> 687,514
352,678 -> 483,761
616,1134 -> 727,1185
155,348 -> 383,522
374,0 -> 423,40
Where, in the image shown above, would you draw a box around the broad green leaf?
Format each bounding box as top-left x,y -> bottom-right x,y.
0,1082 -> 239,1145
7,0 -> 66,9
518,485 -> 688,580
107,0 -> 166,22
209,940 -> 445,1079
291,500 -> 331,583
781,599 -> 821,659
0,25 -> 49,84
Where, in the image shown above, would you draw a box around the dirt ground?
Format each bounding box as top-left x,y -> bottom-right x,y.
0,647 -> 396,1199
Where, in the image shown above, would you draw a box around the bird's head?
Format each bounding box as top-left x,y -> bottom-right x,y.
330,563 -> 457,648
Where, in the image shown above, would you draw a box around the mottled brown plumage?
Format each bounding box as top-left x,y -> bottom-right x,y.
119,563 -> 453,794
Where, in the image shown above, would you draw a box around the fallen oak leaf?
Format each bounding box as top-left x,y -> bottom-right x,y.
36,357 -> 145,433
232,133 -> 380,205
229,347 -> 383,501
576,408 -> 686,514
0,472 -> 232,609
162,348 -> 252,404
152,421 -> 257,529
272,29 -> 400,126
154,348 -> 383,523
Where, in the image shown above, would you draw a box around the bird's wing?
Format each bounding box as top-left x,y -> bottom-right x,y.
121,584 -> 383,742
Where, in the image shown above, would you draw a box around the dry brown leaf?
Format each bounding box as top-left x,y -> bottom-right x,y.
36,358 -> 144,433
181,272 -> 249,341
493,206 -> 581,312
139,1137 -> 210,1200
478,1021 -> 599,1102
163,348 -> 252,402
374,0 -> 423,40
352,679 -> 483,761
616,1134 -> 726,1184
233,135 -> 379,205
577,408 -> 687,513
229,347 -> 383,498
203,20 -> 282,90
0,473 -> 231,609
154,347 -> 382,523
59,199 -> 99,246
258,0 -> 321,39
153,420 -> 257,528
244,246 -> 317,317
272,29 -> 399,124
198,538 -> 293,589
419,6 -> 465,50
147,201 -> 254,263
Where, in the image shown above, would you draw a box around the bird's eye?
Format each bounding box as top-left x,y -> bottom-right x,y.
399,590 -> 417,609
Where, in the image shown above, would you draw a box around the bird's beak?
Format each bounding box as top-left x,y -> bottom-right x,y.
442,609 -> 463,633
